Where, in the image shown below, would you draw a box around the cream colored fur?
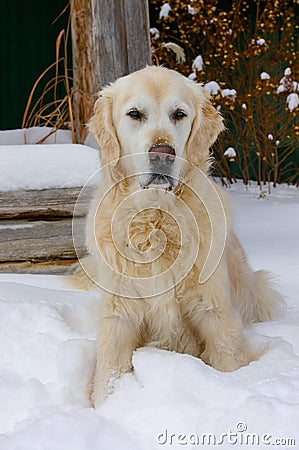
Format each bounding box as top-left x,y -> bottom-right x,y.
73,66 -> 283,407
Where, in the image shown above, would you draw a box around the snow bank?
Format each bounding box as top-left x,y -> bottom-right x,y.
0,183 -> 298,449
0,144 -> 100,190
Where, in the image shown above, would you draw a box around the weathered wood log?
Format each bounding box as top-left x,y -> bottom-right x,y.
124,0 -> 151,74
0,218 -> 86,262
0,187 -> 93,219
70,0 -> 151,143
0,187 -> 93,273
0,259 -> 78,274
92,0 -> 151,86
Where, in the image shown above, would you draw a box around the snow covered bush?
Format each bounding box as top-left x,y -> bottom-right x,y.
150,0 -> 299,185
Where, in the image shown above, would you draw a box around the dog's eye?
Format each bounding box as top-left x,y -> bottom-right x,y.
172,109 -> 187,121
127,109 -> 143,120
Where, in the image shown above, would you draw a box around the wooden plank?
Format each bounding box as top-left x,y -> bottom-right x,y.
70,0 -> 151,140
124,0 -> 151,74
0,218 -> 87,262
91,0 -> 129,87
0,259 -> 78,274
0,187 -> 93,219
92,0 -> 151,87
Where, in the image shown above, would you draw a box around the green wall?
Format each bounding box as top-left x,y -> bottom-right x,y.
0,0 -> 68,130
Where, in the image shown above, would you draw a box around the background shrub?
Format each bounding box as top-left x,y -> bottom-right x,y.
150,0 -> 299,186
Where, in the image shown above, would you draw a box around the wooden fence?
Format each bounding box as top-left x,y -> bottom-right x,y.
0,187 -> 91,273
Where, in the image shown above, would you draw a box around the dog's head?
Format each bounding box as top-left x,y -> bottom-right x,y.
89,66 -> 224,190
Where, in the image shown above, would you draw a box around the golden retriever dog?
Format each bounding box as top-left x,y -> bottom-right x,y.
74,66 -> 283,407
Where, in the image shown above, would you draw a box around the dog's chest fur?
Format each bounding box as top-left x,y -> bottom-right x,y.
93,189 -> 202,280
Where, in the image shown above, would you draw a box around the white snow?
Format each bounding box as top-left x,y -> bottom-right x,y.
224,147 -> 237,158
192,55 -> 203,71
187,4 -> 197,15
256,38 -> 266,46
0,144 -> 100,190
260,71 -> 270,80
284,67 -> 292,76
276,83 -> 286,94
159,3 -> 171,19
0,127 -> 72,145
0,223 -> 36,230
150,28 -> 160,40
286,93 -> 299,112
188,73 -> 197,81
204,81 -> 220,96
222,88 -> 237,98
277,67 -> 298,98
0,182 -> 298,449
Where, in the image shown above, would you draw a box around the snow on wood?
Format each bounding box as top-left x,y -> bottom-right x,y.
0,143 -> 98,272
0,128 -> 72,145
0,144 -> 99,191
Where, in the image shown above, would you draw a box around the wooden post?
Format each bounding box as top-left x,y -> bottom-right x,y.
70,0 -> 151,143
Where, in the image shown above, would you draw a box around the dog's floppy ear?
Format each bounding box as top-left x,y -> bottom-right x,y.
88,89 -> 120,166
186,85 -> 224,168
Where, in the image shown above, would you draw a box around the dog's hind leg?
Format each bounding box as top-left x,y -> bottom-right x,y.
188,260 -> 249,371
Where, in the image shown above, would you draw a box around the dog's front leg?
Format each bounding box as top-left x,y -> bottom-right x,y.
92,313 -> 140,408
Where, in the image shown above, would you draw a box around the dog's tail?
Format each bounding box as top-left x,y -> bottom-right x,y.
254,270 -> 285,322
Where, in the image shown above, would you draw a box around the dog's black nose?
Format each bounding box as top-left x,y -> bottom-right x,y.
149,146 -> 176,165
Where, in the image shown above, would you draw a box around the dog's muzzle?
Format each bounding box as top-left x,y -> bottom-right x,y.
144,145 -> 176,189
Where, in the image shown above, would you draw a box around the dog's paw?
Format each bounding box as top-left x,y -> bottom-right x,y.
201,348 -> 249,372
